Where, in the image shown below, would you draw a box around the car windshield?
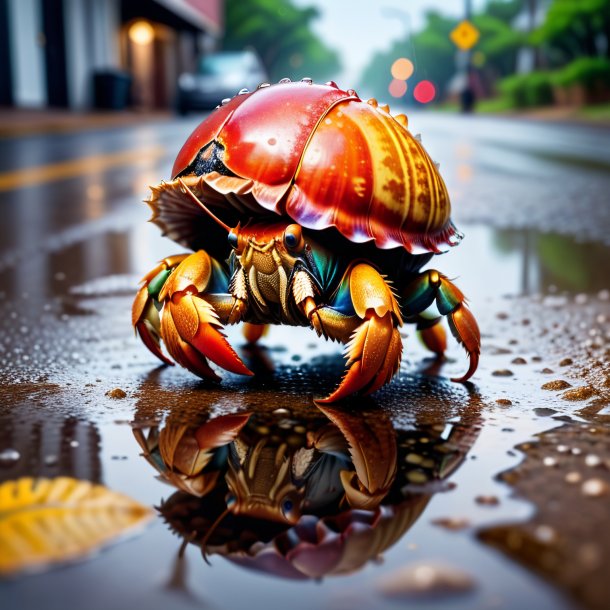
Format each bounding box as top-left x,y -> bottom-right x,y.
197,54 -> 256,76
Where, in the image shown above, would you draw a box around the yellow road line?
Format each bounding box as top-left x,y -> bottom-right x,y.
0,146 -> 167,192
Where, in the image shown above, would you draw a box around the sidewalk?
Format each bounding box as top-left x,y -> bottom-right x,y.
0,108 -> 174,138
516,104 -> 610,127
478,101 -> 610,128
438,100 -> 610,129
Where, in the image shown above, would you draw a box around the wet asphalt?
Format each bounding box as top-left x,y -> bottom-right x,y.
0,111 -> 609,610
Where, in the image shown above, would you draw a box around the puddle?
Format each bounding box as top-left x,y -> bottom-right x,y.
1,382 -> 573,610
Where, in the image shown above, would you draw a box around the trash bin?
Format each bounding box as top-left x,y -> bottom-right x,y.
92,70 -> 132,110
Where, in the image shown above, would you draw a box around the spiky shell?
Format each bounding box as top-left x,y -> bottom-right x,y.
148,80 -> 461,254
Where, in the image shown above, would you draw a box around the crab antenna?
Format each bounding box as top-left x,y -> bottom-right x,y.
200,505 -> 231,565
177,178 -> 231,233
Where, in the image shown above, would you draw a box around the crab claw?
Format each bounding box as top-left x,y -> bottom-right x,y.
163,293 -> 253,380
447,304 -> 480,383
194,413 -> 251,450
314,263 -> 403,403
132,283 -> 173,366
132,254 -> 192,366
318,312 -> 402,403
316,405 -> 397,510
134,251 -> 253,382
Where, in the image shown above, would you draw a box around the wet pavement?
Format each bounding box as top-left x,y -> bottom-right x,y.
0,110 -> 609,610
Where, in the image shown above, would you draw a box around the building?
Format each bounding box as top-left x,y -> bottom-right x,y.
0,0 -> 223,110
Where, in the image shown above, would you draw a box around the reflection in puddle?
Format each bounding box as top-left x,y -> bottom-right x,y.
132,399 -> 480,580
491,230 -> 610,295
0,410 -> 102,483
439,227 -> 610,303
3,224 -> 607,306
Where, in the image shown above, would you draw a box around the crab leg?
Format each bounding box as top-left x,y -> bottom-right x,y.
415,315 -> 447,356
132,254 -> 190,366
402,269 -> 480,382
302,263 -> 403,403
242,323 -> 269,344
133,251 -> 252,380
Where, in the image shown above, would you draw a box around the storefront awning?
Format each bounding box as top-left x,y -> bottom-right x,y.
153,0 -> 222,34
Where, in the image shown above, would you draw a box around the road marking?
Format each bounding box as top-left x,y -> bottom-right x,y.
0,146 -> 167,192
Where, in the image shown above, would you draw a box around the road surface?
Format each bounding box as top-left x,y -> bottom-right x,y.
0,110 -> 608,610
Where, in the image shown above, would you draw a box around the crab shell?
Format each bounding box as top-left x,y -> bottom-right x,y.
149,80 -> 462,255
217,500 -> 429,579
160,490 -> 429,580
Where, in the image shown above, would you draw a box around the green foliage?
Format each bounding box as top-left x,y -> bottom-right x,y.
550,57 -> 610,90
492,58 -> 610,109
485,0 -> 524,23
491,0 -> 610,109
581,101 -> 610,120
537,234 -> 591,293
223,0 -> 340,82
525,72 -> 555,106
498,74 -> 527,106
498,72 -> 554,107
475,96 -> 516,112
531,0 -> 610,66
473,13 -> 525,77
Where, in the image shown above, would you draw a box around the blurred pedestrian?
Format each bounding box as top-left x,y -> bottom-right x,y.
460,65 -> 483,114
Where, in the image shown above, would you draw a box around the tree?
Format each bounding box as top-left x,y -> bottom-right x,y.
531,0 -> 610,66
223,0 -> 341,82
486,0 -> 524,23
474,11 -> 524,81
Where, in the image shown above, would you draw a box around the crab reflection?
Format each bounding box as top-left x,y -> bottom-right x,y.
133,398 -> 480,579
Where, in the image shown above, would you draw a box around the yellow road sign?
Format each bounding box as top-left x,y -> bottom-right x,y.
450,20 -> 480,51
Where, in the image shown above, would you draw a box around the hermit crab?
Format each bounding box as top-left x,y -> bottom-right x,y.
134,400 -> 480,578
132,79 -> 480,402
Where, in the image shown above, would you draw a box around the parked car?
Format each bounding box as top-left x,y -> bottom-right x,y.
176,50 -> 268,114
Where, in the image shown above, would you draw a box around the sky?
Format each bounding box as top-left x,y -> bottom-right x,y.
292,0 -> 487,86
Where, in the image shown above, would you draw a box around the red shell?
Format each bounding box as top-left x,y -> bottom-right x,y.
150,80 -> 461,254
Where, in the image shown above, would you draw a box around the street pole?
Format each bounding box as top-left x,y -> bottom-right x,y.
461,0 -> 475,113
465,0 -> 472,66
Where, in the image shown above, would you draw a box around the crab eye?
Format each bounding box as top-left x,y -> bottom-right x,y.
280,495 -> 300,523
282,500 -> 296,521
225,493 -> 237,509
283,224 -> 302,250
228,231 -> 238,249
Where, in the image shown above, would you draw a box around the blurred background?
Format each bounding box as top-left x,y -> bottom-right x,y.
1,0 -> 608,119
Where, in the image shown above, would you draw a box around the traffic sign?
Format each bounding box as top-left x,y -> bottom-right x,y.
450,20 -> 480,51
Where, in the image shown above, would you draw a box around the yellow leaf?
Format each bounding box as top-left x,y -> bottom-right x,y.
0,477 -> 153,576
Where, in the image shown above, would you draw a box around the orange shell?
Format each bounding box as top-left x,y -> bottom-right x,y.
149,81 -> 462,254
